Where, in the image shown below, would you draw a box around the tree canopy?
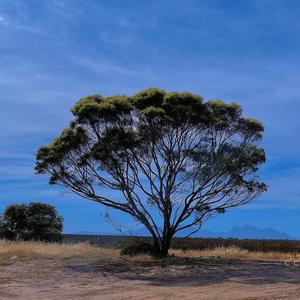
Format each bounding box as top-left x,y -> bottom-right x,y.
0,202 -> 63,242
36,88 -> 266,256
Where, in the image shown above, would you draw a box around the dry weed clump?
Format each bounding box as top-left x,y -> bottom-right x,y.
0,239 -> 119,260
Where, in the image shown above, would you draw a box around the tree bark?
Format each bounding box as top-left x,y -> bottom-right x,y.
152,234 -> 172,258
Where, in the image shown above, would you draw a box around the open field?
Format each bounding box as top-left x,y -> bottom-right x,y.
1,240 -> 300,299
63,234 -> 300,253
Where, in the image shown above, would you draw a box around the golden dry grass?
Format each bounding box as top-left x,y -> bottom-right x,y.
0,239 -> 119,261
0,239 -> 294,263
171,246 -> 292,261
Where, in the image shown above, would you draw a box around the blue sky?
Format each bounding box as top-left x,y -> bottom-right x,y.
1,0 -> 300,237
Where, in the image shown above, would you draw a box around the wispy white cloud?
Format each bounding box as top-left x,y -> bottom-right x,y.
0,164 -> 34,180
0,151 -> 33,160
72,56 -> 157,80
244,166 -> 300,209
0,15 -> 7,25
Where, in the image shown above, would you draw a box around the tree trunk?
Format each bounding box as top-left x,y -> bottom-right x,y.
153,235 -> 172,258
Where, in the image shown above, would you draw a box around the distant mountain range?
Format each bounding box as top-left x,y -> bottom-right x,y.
72,225 -> 295,240
197,226 -> 294,240
130,225 -> 294,240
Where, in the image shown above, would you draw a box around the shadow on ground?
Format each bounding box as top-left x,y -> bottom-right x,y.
66,256 -> 300,287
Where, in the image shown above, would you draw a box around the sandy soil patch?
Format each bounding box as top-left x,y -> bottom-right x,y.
1,256 -> 300,300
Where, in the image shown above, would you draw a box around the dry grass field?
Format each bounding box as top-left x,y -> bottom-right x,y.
1,240 -> 300,299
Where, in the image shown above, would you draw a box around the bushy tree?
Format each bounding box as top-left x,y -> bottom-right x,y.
35,88 -> 266,257
0,202 -> 63,242
0,204 -> 27,240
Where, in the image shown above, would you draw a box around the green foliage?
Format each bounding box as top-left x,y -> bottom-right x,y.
0,202 -> 63,242
120,239 -> 155,256
0,204 -> 27,240
132,87 -> 165,109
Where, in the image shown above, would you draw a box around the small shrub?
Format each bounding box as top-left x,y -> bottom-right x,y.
120,239 -> 155,256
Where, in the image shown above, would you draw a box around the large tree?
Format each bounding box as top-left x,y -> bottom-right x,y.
36,88 -> 266,256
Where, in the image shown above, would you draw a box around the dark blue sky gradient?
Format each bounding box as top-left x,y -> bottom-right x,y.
1,0 -> 300,237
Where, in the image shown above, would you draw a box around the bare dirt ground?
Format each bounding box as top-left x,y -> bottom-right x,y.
1,256 -> 300,300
